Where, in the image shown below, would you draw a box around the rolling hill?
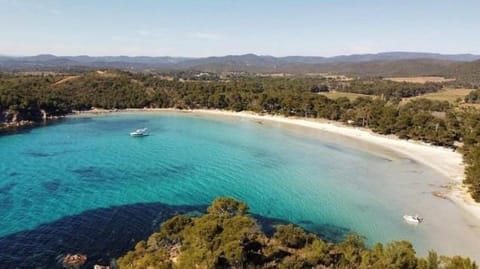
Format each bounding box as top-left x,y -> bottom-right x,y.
1,52 -> 480,84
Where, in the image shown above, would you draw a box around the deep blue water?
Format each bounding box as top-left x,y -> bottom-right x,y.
1,112 -> 479,267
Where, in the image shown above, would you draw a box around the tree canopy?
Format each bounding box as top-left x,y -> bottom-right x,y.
117,198 -> 477,269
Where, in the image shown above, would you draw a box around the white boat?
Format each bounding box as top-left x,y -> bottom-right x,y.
403,214 -> 423,224
130,128 -> 149,137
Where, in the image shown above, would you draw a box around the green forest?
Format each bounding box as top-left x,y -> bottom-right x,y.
118,197 -> 477,269
0,71 -> 479,202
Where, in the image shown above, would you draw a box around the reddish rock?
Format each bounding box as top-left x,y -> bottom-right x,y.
62,254 -> 87,267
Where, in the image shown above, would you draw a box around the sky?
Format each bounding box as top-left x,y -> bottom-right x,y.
0,0 -> 479,57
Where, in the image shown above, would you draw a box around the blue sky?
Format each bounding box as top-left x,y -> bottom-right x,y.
1,0 -> 479,57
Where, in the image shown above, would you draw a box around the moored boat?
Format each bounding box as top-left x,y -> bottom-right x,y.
403,214 -> 423,224
130,128 -> 149,137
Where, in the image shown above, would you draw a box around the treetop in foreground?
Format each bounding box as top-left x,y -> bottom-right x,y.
117,197 -> 477,269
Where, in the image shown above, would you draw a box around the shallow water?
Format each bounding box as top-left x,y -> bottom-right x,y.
0,112 -> 479,267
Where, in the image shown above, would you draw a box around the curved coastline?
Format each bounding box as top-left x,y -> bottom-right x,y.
72,108 -> 480,222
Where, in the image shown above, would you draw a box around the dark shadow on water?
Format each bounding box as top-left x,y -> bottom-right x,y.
0,202 -> 350,269
0,202 -> 203,269
0,182 -> 17,194
42,180 -> 62,193
72,166 -> 103,178
23,149 -> 79,158
0,183 -> 16,211
155,163 -> 197,180
0,124 -> 40,136
303,223 -> 351,242
23,150 -> 52,158
71,166 -> 119,185
324,143 -> 349,154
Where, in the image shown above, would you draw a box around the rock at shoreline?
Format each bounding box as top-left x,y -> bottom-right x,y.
62,253 -> 87,268
93,265 -> 110,269
432,191 -> 448,199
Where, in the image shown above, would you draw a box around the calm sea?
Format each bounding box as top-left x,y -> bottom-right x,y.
0,112 -> 479,267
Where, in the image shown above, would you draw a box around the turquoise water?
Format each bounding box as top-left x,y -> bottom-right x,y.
1,112 -> 479,266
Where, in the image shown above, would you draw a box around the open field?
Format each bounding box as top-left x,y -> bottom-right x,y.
319,91 -> 373,100
308,73 -> 353,81
52,75 -> 79,85
401,88 -> 474,104
258,73 -> 293,77
320,88 -> 475,106
385,76 -> 455,84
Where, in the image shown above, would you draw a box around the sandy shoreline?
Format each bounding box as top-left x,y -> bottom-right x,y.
73,108 -> 480,221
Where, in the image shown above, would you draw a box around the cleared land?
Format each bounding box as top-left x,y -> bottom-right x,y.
402,88 -> 474,104
319,91 -> 373,100
385,76 -> 455,84
52,76 -> 79,85
320,88 -> 475,105
95,70 -> 120,77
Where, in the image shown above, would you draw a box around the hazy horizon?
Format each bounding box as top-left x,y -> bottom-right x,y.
1,0 -> 479,57
2,50 -> 480,58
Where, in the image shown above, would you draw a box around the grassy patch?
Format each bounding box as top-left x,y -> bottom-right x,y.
319,91 -> 373,100
402,88 -> 474,104
384,76 -> 455,84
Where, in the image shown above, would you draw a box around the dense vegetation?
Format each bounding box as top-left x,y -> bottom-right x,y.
118,197 -> 477,269
0,74 -> 71,122
5,54 -> 480,85
465,90 -> 480,104
1,71 -> 480,201
449,60 -> 480,88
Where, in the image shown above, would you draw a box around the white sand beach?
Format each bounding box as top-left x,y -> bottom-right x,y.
74,108 -> 480,221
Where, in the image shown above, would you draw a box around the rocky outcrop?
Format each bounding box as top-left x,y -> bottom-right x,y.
0,108 -> 64,132
0,110 -> 35,130
62,254 -> 87,268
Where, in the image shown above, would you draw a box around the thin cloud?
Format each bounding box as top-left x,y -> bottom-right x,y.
2,0 -> 58,14
191,32 -> 221,41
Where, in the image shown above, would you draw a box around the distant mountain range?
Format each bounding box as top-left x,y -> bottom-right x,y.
1,52 -> 480,79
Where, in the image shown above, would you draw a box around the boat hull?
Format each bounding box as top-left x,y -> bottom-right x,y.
403,215 -> 421,224
130,133 -> 149,137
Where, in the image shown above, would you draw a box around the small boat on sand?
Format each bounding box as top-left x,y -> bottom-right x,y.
403,214 -> 423,224
130,128 -> 149,137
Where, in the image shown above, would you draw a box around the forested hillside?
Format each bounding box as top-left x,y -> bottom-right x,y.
2,53 -> 480,86
2,52 -> 479,71
449,60 -> 480,88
